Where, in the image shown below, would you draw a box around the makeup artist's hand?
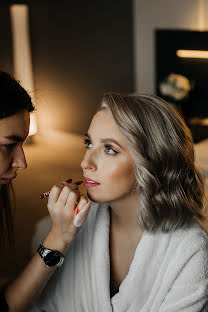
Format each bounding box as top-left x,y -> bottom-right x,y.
43,181 -> 91,253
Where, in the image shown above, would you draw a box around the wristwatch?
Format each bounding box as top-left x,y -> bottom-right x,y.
38,244 -> 65,268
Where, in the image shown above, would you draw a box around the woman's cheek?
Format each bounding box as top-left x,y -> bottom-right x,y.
109,156 -> 134,178
107,165 -> 129,189
0,153 -> 11,177
109,161 -> 135,191
107,163 -> 122,179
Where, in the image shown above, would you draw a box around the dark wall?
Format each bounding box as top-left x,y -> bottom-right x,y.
155,29 -> 208,142
155,29 -> 208,118
29,0 -> 134,134
0,1 -> 134,134
0,3 -> 13,74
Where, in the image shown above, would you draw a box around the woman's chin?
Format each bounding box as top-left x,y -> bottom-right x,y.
86,192 -> 107,203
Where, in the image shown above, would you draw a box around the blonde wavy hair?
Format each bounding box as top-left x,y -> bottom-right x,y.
97,92 -> 205,232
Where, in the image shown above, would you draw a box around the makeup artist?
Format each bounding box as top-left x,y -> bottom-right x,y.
0,70 -> 91,312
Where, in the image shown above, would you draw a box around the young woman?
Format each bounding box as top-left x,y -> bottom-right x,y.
0,71 -> 91,312
30,92 -> 208,312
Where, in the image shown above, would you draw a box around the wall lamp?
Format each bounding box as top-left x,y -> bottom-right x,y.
10,0 -> 37,138
176,49 -> 208,59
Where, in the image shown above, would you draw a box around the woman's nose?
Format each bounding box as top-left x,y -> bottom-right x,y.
12,146 -> 27,170
81,151 -> 96,171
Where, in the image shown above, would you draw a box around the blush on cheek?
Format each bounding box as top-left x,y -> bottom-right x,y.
108,161 -> 134,180
108,161 -> 136,192
108,166 -> 121,179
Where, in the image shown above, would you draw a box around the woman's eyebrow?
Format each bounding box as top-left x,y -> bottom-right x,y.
4,135 -> 24,142
85,133 -> 123,149
100,138 -> 123,149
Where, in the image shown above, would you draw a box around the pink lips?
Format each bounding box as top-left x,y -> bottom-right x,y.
83,176 -> 100,188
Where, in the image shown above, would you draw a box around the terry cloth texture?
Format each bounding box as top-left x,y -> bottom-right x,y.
29,202 -> 208,312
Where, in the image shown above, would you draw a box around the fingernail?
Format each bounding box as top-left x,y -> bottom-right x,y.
73,202 -> 91,227
74,205 -> 79,216
66,179 -> 72,183
75,181 -> 83,185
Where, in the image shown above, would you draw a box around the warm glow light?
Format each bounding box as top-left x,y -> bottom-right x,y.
29,111 -> 37,136
199,0 -> 205,31
10,4 -> 37,136
176,49 -> 208,59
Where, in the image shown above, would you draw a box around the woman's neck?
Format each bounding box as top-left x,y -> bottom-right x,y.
109,193 -> 142,233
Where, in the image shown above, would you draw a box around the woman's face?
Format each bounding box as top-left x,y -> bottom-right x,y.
81,110 -> 136,203
0,110 -> 29,186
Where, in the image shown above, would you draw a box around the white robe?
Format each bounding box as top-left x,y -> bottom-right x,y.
29,202 -> 208,312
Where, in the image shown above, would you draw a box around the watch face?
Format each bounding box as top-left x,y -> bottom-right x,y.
44,251 -> 62,266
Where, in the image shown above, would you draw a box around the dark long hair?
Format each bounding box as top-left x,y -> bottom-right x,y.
0,71 -> 34,248
99,93 -> 205,232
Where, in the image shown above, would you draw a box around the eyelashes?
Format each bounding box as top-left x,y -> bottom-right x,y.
83,138 -> 92,148
83,138 -> 118,155
3,143 -> 16,151
105,145 -> 118,155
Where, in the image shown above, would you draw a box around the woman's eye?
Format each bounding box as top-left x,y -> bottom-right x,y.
3,144 -> 16,151
83,139 -> 118,155
83,139 -> 92,148
105,145 -> 118,155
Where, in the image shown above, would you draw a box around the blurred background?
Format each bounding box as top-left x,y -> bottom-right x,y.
1,0 -> 208,283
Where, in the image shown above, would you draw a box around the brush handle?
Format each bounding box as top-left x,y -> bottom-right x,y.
40,180 -> 83,199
